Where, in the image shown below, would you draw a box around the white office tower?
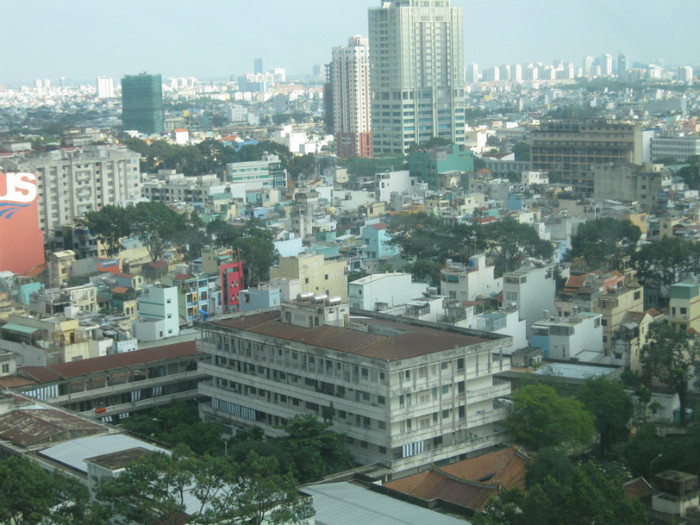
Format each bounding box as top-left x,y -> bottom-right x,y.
368,0 -> 465,154
601,54 -> 613,76
331,36 -> 372,158
466,63 -> 479,84
96,77 -> 115,99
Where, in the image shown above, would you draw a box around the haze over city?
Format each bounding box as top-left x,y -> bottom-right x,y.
3,0 -> 699,85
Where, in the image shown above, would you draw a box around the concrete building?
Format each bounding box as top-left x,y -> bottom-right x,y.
361,222 -> 399,260
530,311 -> 603,360
593,163 -> 672,211
330,36 -> 372,158
11,341 -> 206,423
375,170 -> 419,204
133,284 -> 179,342
96,77 -> 115,99
368,0 -> 465,154
440,254 -> 502,302
270,253 -> 348,302
163,273 -> 210,326
408,145 -> 475,190
348,272 -> 426,311
530,120 -> 643,194
239,287 -> 281,312
141,171 -> 226,204
224,154 -> 287,190
196,299 -> 512,472
121,73 -> 164,135
502,262 -> 556,337
650,136 -> 700,163
2,145 -> 141,234
669,282 -> 700,332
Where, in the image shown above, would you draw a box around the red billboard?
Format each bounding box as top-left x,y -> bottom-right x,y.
0,172 -> 45,274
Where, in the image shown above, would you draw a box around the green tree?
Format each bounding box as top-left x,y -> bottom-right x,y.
568,217 -> 641,270
578,377 -> 634,456
632,237 -> 700,296
0,455 -> 105,525
524,447 -> 575,489
277,415 -> 355,482
512,141 -> 531,162
84,205 -> 133,256
505,384 -> 595,451
287,154 -> 317,181
475,462 -> 647,525
130,202 -> 188,261
641,322 -> 700,426
483,218 -> 554,273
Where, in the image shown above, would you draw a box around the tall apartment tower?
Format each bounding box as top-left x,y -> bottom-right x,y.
330,36 -> 372,158
254,57 -> 265,75
121,73 -> 164,135
96,77 -> 115,99
368,0 -> 465,154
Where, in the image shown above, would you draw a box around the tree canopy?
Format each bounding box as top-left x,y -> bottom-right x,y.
632,237 -> 700,299
578,376 -> 634,456
641,323 -> 700,426
567,217 -> 641,270
505,384 -> 595,451
474,460 -> 647,525
96,445 -> 312,525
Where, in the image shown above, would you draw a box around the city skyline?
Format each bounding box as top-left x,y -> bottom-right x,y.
3,0 -> 700,86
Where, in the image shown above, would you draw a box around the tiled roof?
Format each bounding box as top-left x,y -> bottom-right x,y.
211,311 -> 491,362
19,341 -> 200,383
384,447 -> 531,511
111,286 -> 130,294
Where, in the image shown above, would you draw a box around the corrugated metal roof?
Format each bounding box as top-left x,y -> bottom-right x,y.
211,312 -> 490,362
1,323 -> 41,334
0,409 -> 104,447
302,482 -> 469,525
39,434 -> 167,473
20,341 -> 200,383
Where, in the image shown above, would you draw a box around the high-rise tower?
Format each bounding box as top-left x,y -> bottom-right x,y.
368,0 -> 465,154
330,35 -> 372,158
121,73 -> 164,135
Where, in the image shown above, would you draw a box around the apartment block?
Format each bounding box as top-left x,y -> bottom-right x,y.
2,145 -> 141,234
502,263 -> 556,337
133,284 -> 179,342
593,163 -> 672,211
530,120 -> 642,194
269,253 -> 348,302
348,272 -> 426,311
530,311 -> 603,360
196,299 -> 512,472
650,136 -> 700,163
669,282 -> 700,332
440,254 -> 502,302
330,36 -> 372,158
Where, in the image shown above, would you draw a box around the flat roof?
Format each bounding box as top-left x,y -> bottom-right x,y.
209,311 -> 496,362
39,434 -> 166,473
534,362 -> 618,380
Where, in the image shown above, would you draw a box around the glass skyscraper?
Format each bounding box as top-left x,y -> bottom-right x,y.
368,0 -> 465,154
121,73 -> 164,135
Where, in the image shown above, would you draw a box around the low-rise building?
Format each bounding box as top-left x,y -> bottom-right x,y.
440,254 -> 502,302
348,272 -> 426,311
196,299 -> 512,472
530,311 -> 603,360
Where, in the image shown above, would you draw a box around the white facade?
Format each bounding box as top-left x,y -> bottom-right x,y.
440,254 -> 502,302
376,170 -> 419,203
502,263 -> 556,337
3,145 -> 141,234
650,136 -> 700,163
468,308 -> 527,354
368,0 -> 465,153
133,285 -> 179,341
348,272 -> 427,311
96,77 -> 115,99
331,35 -> 372,157
531,312 -> 603,360
521,171 -> 549,186
224,154 -> 286,190
141,171 -> 226,204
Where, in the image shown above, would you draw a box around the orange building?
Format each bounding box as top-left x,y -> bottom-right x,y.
0,172 -> 44,274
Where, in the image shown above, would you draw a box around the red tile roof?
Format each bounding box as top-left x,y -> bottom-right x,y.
111,286 -> 130,294
369,222 -> 388,230
19,341 -> 201,383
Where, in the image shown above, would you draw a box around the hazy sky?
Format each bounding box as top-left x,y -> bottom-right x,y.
2,0 -> 698,85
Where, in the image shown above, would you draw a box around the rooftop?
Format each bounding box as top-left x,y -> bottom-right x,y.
19,341 -> 200,383
208,310 -> 499,362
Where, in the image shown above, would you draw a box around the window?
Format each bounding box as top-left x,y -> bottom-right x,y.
681,307 -> 688,315
1,364 -> 8,374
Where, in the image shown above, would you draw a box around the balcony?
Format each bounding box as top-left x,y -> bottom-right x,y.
467,406 -> 507,427
81,388 -> 198,418
467,381 -> 511,404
